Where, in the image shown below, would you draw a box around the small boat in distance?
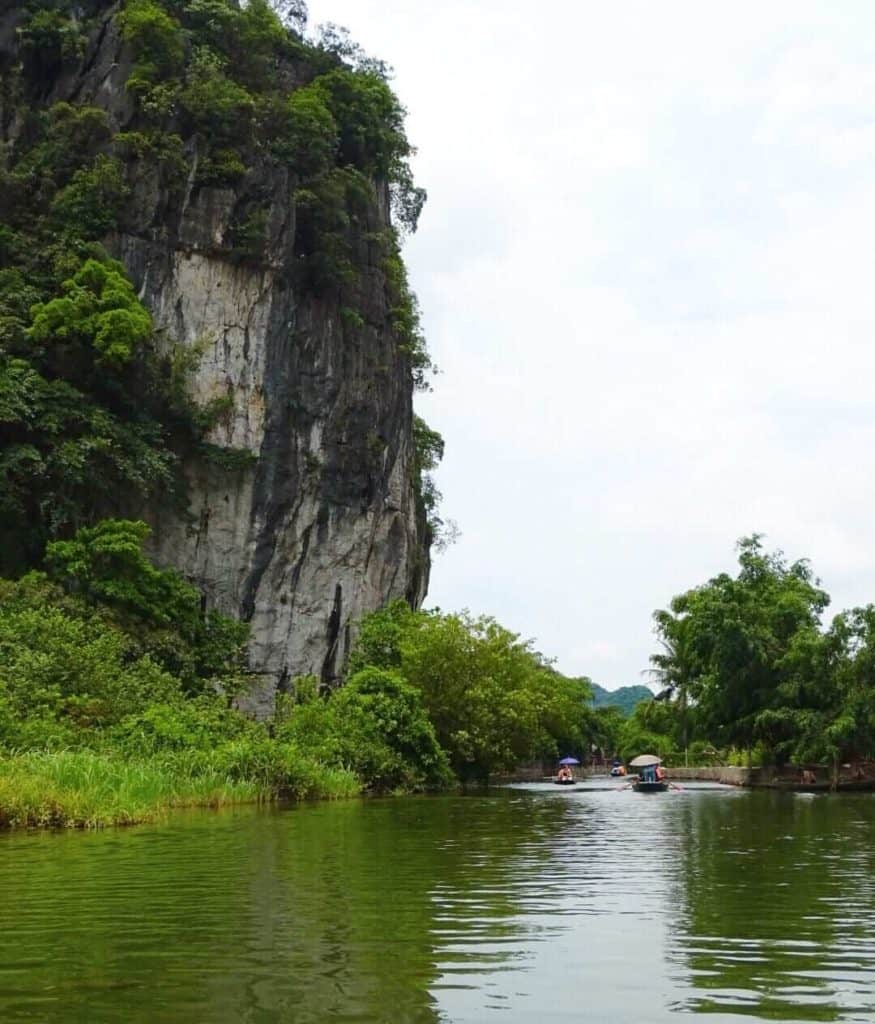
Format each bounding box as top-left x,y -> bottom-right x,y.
629,754 -> 668,792
555,756 -> 579,785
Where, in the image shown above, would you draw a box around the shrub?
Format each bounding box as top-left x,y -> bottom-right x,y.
29,257 -> 151,367
17,104 -> 113,186
0,359 -> 177,571
112,697 -> 255,755
179,47 -> 255,145
0,601 -> 180,746
274,84 -> 338,176
277,667 -> 452,791
382,242 -> 432,390
314,68 -> 409,178
120,0 -> 185,83
18,9 -> 86,81
43,519 -> 250,693
228,206 -> 269,262
50,156 -> 129,239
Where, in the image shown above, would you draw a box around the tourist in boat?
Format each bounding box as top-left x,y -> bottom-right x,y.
557,765 -> 573,782
655,764 -> 666,782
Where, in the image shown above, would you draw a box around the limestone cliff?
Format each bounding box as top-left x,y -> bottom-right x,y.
0,1 -> 432,712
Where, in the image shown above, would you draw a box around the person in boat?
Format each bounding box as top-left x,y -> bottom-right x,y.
655,764 -> 666,782
557,765 -> 573,782
800,768 -> 816,785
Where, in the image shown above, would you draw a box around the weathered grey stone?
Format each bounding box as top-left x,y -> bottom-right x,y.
3,10 -> 430,715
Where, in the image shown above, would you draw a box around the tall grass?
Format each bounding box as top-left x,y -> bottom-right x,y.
0,748 -> 361,829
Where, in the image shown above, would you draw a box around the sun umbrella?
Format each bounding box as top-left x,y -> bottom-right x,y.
628,754 -> 661,768
558,757 -> 580,765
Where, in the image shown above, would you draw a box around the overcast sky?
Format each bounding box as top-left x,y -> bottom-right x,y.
307,0 -> 875,690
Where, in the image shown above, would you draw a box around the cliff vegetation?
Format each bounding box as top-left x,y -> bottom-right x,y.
0,0 -> 438,573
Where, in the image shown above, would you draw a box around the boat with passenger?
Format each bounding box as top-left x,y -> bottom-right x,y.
554,757 -> 579,785
629,754 -> 668,792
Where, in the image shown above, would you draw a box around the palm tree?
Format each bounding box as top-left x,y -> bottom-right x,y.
646,609 -> 697,765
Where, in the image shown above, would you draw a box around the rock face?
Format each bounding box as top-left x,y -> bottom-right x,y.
125,216 -> 429,716
1,7 -> 431,713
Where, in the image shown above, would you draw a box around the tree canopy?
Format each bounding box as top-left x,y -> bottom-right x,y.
644,535 -> 875,772
349,601 -> 596,779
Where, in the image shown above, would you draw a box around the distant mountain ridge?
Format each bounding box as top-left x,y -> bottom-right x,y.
590,683 -> 653,716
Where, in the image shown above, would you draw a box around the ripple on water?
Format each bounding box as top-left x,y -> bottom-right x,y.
1,789 -> 874,1022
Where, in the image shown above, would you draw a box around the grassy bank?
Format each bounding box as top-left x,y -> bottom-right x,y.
0,750 -> 361,829
0,528 -> 597,831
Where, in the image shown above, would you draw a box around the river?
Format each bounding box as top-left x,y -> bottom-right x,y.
1,780 -> 873,1023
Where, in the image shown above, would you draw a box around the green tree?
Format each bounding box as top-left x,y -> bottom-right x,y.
591,704 -> 625,758
0,596 -> 180,747
29,257 -> 152,368
43,519 -> 249,694
278,666 -> 451,791
656,536 -> 830,761
831,607 -> 875,758
764,605 -> 875,780
349,602 -> 593,779
50,156 -> 129,239
649,607 -> 698,760
615,698 -> 676,763
120,0 -> 186,87
275,84 -> 338,176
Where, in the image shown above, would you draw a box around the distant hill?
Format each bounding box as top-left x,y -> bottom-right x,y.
590,683 -> 654,716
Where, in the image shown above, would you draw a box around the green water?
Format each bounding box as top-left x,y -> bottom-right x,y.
1,783 -> 873,1023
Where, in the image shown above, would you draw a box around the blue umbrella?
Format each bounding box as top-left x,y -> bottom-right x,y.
558,757 -> 580,765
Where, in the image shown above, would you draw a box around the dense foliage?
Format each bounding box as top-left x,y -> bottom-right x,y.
634,536 -> 875,777
0,521 -> 601,824
349,601 -> 596,779
0,526 -> 392,826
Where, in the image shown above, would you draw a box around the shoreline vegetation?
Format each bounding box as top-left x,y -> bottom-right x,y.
4,529 -> 875,829
0,751 -> 266,828
0,522 -> 599,830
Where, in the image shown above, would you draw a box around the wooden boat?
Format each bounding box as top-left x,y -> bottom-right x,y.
554,777 -> 576,786
629,753 -> 667,793
633,779 -> 668,793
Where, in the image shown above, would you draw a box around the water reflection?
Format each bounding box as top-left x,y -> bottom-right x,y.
668,791 -> 875,1021
0,785 -> 873,1022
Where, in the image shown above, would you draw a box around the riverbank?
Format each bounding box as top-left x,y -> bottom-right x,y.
0,751 -> 362,829
667,766 -> 756,786
668,763 -> 875,790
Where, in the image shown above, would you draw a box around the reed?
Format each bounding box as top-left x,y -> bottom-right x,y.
0,747 -> 363,828
0,750 -> 264,828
